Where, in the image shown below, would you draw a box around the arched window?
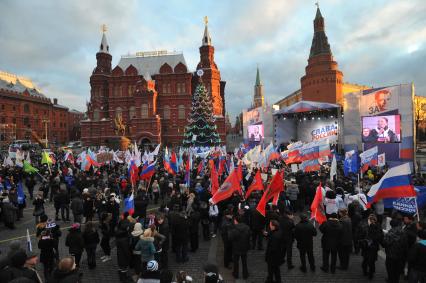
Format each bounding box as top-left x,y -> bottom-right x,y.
163,105 -> 170,120
93,108 -> 100,121
113,85 -> 120,97
178,105 -> 185,119
115,107 -> 122,119
23,104 -> 30,113
120,85 -> 125,97
129,106 -> 136,119
141,104 -> 148,118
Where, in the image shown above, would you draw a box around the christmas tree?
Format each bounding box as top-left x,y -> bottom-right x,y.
183,78 -> 221,147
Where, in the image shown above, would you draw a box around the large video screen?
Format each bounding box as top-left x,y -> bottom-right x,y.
248,124 -> 264,142
362,115 -> 401,143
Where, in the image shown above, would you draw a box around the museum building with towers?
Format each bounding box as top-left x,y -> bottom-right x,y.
81,20 -> 226,147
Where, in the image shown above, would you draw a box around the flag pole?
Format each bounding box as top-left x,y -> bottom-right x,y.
414,196 -> 421,222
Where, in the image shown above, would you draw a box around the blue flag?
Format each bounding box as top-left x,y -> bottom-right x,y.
17,182 -> 25,205
382,186 -> 426,214
344,150 -> 358,176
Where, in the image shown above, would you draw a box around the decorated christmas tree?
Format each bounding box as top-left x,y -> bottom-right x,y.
183,74 -> 221,147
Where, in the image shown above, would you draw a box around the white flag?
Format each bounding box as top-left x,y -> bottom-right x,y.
330,154 -> 337,181
26,229 -> 32,252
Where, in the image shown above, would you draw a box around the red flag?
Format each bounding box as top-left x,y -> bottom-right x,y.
197,161 -> 204,175
211,170 -> 241,204
245,171 -> 264,199
236,163 -> 243,182
256,171 -> 284,216
310,183 -> 327,224
210,160 -> 219,195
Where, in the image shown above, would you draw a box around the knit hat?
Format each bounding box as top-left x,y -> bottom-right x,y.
131,223 -> 144,237
10,250 -> 27,267
146,260 -> 159,271
71,223 -> 80,229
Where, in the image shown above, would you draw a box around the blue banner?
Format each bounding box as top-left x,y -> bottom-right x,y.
382,186 -> 426,213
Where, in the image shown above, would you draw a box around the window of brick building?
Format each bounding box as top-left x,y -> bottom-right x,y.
13,106 -> 16,111
129,106 -> 136,119
114,85 -> 120,97
163,105 -> 170,119
23,117 -> 29,126
116,107 -> 122,118
178,105 -> 185,119
1,104 -> 5,110
93,109 -> 100,121
141,104 -> 148,118
1,117 -> 5,123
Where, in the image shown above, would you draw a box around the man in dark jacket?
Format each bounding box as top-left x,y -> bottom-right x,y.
49,256 -> 82,283
173,211 -> 190,263
319,213 -> 342,273
407,223 -> 426,283
265,220 -> 284,283
55,189 -> 70,222
295,213 -> 317,272
338,208 -> 353,270
383,219 -> 408,283
65,223 -> 85,267
70,193 -> 83,223
228,215 -> 250,279
278,209 -> 295,269
156,213 -> 170,269
0,250 -> 41,283
251,209 -> 266,250
221,209 -> 234,269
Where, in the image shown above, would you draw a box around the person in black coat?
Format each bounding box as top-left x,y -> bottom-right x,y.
265,220 -> 284,283
228,215 -> 251,279
55,189 -> 70,222
407,223 -> 426,282
251,209 -> 266,250
70,194 -> 83,223
220,209 -> 234,269
173,211 -> 190,263
188,206 -> 200,253
100,212 -> 112,261
358,214 -> 383,279
319,213 -> 342,274
156,213 -> 170,269
133,190 -> 149,221
38,229 -> 56,279
49,256 -> 82,283
0,250 -> 41,283
65,223 -> 85,267
115,215 -> 132,282
278,209 -> 295,269
82,221 -> 100,269
295,213 -> 317,272
338,208 -> 353,270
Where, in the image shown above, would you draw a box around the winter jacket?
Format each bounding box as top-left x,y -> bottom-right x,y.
408,240 -> 426,272
49,268 -> 82,283
157,219 -> 170,250
137,270 -> 161,283
265,229 -> 284,265
295,219 -> 317,250
65,229 -> 85,255
339,216 -> 353,247
228,222 -> 251,255
2,201 -> 17,224
319,218 -> 342,250
278,215 -> 295,243
286,184 -> 299,201
135,237 -> 156,262
38,237 -> 56,263
1,265 -> 41,283
358,222 -> 383,260
55,191 -> 70,207
383,226 -> 408,259
83,230 -> 100,249
70,197 -> 83,215
134,194 -> 149,218
172,214 -> 190,244
251,209 -> 266,231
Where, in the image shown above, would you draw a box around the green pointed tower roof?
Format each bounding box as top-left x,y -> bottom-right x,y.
255,66 -> 262,86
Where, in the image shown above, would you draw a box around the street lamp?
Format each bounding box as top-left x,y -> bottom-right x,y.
42,119 -> 50,148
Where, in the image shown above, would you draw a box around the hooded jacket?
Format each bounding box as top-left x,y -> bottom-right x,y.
135,236 -> 156,262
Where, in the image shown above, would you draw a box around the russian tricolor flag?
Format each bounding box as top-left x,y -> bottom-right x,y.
124,193 -> 134,215
367,163 -> 416,207
140,161 -> 156,180
164,151 -> 178,175
360,146 -> 378,173
128,160 -> 139,184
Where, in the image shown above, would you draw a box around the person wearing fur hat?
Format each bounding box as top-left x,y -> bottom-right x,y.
131,222 -> 144,277
137,260 -> 161,283
135,229 -> 157,270
0,250 -> 41,283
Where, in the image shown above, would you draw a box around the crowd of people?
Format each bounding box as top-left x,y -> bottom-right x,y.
0,148 -> 425,283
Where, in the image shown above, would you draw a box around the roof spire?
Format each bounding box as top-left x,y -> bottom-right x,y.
99,24 -> 109,54
309,5 -> 331,58
255,65 -> 262,86
315,2 -> 323,20
202,16 -> 212,46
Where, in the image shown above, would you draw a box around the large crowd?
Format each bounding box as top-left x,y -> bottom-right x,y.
0,148 -> 425,283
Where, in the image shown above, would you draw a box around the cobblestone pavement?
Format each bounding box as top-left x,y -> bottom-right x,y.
0,185 -> 388,282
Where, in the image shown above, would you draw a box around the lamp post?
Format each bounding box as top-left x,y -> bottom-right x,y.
42,119 -> 49,148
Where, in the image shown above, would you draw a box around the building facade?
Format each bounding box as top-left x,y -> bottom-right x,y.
81,21 -> 226,147
274,7 -> 371,109
0,71 -> 83,147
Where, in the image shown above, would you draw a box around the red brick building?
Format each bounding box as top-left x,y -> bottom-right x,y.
81,21 -> 226,147
0,71 -> 84,147
68,109 -> 84,142
300,7 -> 344,104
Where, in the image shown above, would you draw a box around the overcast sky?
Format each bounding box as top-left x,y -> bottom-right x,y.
1,0 -> 425,122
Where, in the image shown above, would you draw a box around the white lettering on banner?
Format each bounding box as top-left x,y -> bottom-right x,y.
311,124 -> 338,141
